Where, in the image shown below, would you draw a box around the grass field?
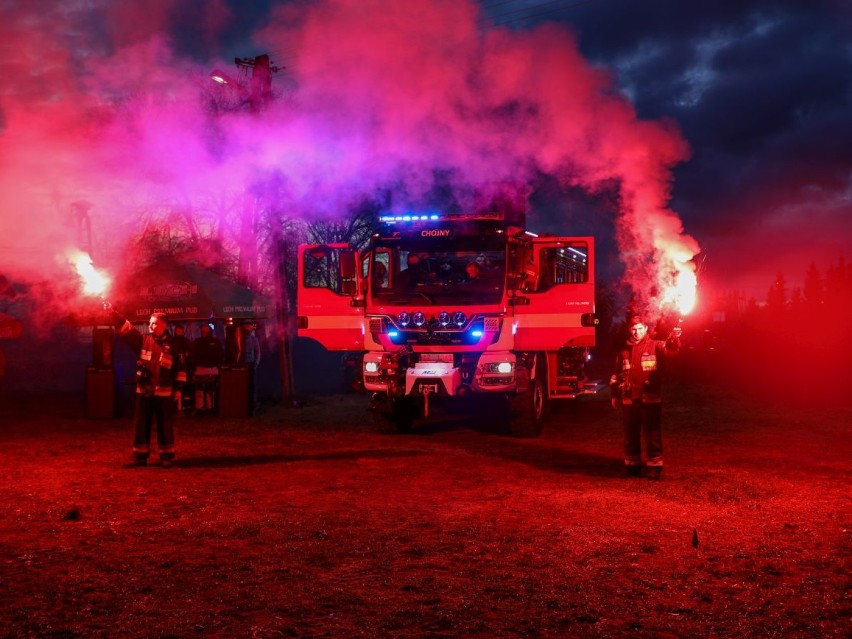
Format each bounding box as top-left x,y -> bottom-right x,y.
0,370 -> 849,638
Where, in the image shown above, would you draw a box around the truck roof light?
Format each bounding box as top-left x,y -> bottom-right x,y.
379,213 -> 442,224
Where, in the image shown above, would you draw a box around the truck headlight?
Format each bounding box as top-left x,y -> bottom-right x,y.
485,362 -> 513,374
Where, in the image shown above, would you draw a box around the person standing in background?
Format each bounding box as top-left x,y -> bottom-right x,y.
190,323 -> 223,415
170,324 -> 191,414
0,345 -> 6,400
241,322 -> 261,415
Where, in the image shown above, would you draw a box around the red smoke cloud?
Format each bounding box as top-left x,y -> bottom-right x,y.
265,0 -> 700,314
1,0 -> 699,318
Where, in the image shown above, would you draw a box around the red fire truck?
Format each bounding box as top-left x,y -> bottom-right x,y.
296,211 -> 598,436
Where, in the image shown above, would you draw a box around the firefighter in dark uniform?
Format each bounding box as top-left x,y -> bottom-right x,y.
611,313 -> 681,479
170,324 -> 191,413
114,311 -> 186,467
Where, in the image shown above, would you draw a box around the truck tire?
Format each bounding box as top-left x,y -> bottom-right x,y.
508,374 -> 547,438
371,394 -> 414,434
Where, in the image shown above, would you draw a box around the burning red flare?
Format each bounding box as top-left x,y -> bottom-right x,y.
659,259 -> 698,317
69,251 -> 110,298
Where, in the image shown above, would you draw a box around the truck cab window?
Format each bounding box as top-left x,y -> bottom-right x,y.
304,248 -> 346,294
538,244 -> 588,291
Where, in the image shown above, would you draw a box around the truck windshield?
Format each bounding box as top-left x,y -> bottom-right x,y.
371,238 -> 506,305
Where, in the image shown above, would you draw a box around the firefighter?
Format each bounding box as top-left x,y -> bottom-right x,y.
611,313 -> 681,479
371,261 -> 388,290
113,311 -> 186,467
399,253 -> 424,289
463,260 -> 481,282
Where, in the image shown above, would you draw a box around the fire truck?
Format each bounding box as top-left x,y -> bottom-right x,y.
296,211 -> 598,436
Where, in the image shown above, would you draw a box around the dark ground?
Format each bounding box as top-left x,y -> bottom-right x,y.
0,359 -> 849,638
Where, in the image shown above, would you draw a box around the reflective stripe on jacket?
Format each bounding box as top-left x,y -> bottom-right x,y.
614,334 -> 679,404
117,320 -> 185,396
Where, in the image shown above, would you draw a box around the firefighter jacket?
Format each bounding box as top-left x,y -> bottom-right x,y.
611,333 -> 680,405
115,319 -> 187,397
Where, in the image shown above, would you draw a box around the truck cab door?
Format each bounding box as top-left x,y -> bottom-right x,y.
511,237 -> 596,350
297,244 -> 365,351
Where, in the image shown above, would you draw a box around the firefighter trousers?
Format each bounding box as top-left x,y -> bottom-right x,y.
133,395 -> 176,461
622,401 -> 663,466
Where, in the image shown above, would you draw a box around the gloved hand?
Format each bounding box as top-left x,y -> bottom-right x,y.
105,303 -> 124,329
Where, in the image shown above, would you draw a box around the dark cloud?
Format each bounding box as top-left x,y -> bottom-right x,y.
539,0 -> 852,293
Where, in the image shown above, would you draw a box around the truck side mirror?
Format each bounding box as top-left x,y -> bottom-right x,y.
339,250 -> 356,280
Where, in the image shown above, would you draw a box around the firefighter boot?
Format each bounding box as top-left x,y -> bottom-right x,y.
624,462 -> 642,478
646,465 -> 663,481
127,454 -> 148,468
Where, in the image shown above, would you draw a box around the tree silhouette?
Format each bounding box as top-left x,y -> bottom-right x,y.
766,272 -> 788,315
803,262 -> 823,306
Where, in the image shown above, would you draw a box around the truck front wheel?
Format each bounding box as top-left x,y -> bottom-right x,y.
507,374 -> 547,437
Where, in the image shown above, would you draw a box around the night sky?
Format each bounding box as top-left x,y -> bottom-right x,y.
1,0 -> 850,308
541,0 -> 852,299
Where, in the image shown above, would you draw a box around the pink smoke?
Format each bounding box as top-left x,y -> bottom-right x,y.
1,0 -> 699,322
258,0 -> 699,312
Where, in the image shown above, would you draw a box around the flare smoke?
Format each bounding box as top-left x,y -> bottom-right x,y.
0,0 -> 699,316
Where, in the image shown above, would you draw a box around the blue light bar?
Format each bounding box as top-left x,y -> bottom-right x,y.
471,330 -> 483,338
388,330 -> 399,338
379,213 -> 442,223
